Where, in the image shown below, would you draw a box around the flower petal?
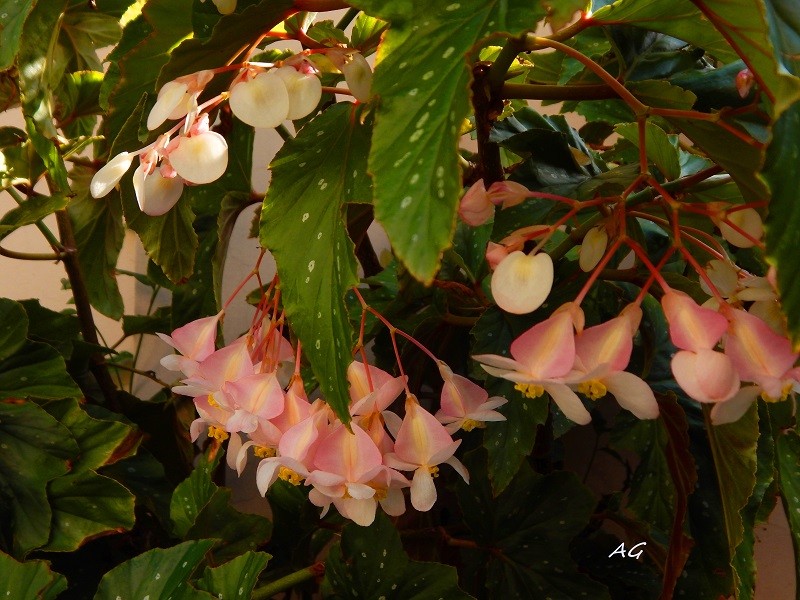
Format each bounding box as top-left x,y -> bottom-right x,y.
168,131 -> 228,184
491,251 -> 554,315
410,467 -> 437,512
229,70 -> 290,129
544,383 -> 590,425
604,371 -> 659,419
90,152 -> 134,198
710,386 -> 761,425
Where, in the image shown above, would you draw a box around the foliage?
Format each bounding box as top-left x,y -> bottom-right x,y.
0,0 -> 799,597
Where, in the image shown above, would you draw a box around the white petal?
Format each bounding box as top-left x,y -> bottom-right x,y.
341,53 -> 372,102
578,226 -> 608,272
229,70 -> 290,129
275,66 -> 322,120
491,251 -> 554,315
544,383 -> 591,425
168,131 -> 228,184
133,165 -> 184,216
226,432 -> 242,471
410,467 -> 437,512
604,371 -> 659,419
148,81 -> 189,130
90,152 -> 134,198
720,208 -> 763,248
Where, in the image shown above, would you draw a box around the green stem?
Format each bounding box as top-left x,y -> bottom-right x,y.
501,82 -> 616,101
488,37 -> 524,95
0,245 -> 64,261
335,7 -> 359,30
6,185 -> 63,250
275,124 -> 294,141
251,565 -> 321,599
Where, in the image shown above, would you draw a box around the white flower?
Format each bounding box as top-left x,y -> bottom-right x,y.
167,131 -> 228,184
132,164 -> 184,216
490,251 -> 554,315
229,70 -> 290,129
274,66 -> 322,120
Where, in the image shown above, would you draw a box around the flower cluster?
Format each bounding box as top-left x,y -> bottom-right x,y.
161,311 -> 506,526
90,50 -> 372,214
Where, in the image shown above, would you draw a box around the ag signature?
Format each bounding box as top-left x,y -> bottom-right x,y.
609,541 -> 646,560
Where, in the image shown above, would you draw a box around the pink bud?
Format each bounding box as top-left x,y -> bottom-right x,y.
458,179 -> 493,226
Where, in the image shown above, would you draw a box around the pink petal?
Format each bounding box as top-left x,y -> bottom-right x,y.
725,309 -> 797,382
227,372 -> 285,420
510,310 -> 576,379
313,423 -> 382,482
393,396 -> 458,465
438,363 -> 489,418
575,316 -> 633,373
347,361 -> 396,401
604,372 -> 659,419
160,312 -> 222,361
671,349 -> 740,403
662,290 -> 727,351
380,487 -> 407,517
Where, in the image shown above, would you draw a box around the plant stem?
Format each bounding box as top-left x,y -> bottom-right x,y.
488,37 -> 524,94
501,82 -> 616,100
335,7 -> 360,30
106,363 -> 170,388
6,185 -> 63,250
55,209 -> 120,410
251,564 -> 324,599
0,245 -> 65,261
471,62 -> 504,185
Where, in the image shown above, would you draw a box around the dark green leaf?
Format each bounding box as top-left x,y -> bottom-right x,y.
616,121 -> 680,180
322,512 -> 473,599
260,102 -> 371,422
68,164 -> 125,319
0,194 -> 68,242
122,307 -> 172,337
196,551 -> 271,599
350,0 -> 547,282
157,0 -> 294,87
59,8 -> 121,72
764,102 -> 800,345
777,429 -> 800,597
0,0 -> 37,70
43,470 -> 135,552
94,540 -> 216,600
589,0 -> 736,62
40,398 -> 137,474
0,298 -> 28,361
457,452 -> 610,599
18,300 -> 80,358
0,550 -> 67,600
0,400 -> 76,557
0,341 -> 81,400
170,452 -> 220,538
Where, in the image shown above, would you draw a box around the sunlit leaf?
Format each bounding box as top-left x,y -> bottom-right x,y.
260,102 -> 371,422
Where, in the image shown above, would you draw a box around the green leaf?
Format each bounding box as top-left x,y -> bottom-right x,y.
18,299 -> 80,358
764,103 -> 800,346
196,551 -> 271,599
0,400 -> 76,557
157,0 -> 294,88
350,0 -> 547,282
170,452 -> 220,538
59,7 -> 121,72
471,307 -> 547,495
589,0 -> 737,63
185,488 -> 272,564
40,399 -> 137,474
456,452 -> 610,599
68,164 -> 125,319
260,102 -> 371,422
0,194 -> 68,242
0,0 -> 37,70
122,307 -> 172,337
101,0 -> 194,145
43,470 -> 135,552
322,512 -> 473,599
687,0 -> 800,116
777,429 -> 800,598
0,341 -> 80,400
350,12 -> 389,53
0,298 -> 28,361
611,416 -> 676,534
0,550 -> 67,600
94,540 -> 216,600
615,121 -> 680,180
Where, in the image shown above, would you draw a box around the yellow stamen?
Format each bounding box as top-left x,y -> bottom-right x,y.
207,425 -> 228,441
577,379 -> 607,400
278,466 -> 303,486
253,445 -> 276,458
515,383 -> 545,398
428,465 -> 440,478
461,419 -> 485,432
207,394 -> 220,408
371,486 -> 388,501
760,383 -> 793,403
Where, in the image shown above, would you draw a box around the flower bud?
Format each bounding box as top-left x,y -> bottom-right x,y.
90,152 -> 134,198
458,179 -> 492,225
491,251 -> 554,315
578,226 -> 608,272
333,51 -> 372,103
133,164 -> 184,216
229,70 -> 290,129
719,207 -> 763,248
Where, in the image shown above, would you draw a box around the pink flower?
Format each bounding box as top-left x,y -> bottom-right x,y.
435,362 -> 507,433
566,306 -> 659,419
662,291 -> 740,404
473,304 -> 592,425
384,396 -> 468,512
158,311 -> 223,377
458,180 -> 494,226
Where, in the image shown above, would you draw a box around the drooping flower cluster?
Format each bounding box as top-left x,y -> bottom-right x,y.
90,50 -> 373,214
161,311 -> 506,527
